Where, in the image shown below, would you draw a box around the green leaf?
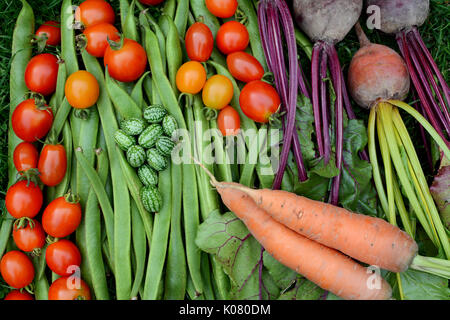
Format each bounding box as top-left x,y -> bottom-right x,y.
195,211 -> 280,300
391,269 -> 450,300
295,94 -> 316,163
263,251 -> 297,291
278,278 -> 325,300
338,119 -> 378,216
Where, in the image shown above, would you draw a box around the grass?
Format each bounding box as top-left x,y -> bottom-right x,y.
0,0 -> 448,194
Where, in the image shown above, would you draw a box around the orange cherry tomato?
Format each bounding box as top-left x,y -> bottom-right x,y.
104,38 -> 147,83
0,251 -> 35,289
217,106 -> 240,136
185,22 -> 214,62
48,276 -> 91,300
65,70 -> 99,109
13,142 -> 39,174
83,22 -> 120,58
205,0 -> 238,18
216,21 -> 249,55
226,51 -> 264,83
38,143 -> 67,187
35,21 -> 61,46
239,80 -> 281,123
202,75 -> 234,110
75,0 -> 115,28
4,290 -> 34,300
13,219 -> 46,253
176,61 -> 207,94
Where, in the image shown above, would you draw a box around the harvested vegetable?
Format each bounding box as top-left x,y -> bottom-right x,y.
291,0 -> 366,204
367,0 -> 449,144
348,24 -> 450,292
196,166 -> 392,300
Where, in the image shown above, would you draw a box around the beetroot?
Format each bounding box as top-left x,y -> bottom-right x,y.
293,0 -> 363,43
291,0 -> 367,205
367,0 -> 429,34
366,0 -> 449,145
348,24 -> 410,108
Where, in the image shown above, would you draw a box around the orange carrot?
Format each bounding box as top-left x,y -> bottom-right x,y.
217,186 -> 392,300
215,181 -> 418,273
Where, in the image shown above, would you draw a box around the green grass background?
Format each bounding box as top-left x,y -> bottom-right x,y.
0,0 -> 448,201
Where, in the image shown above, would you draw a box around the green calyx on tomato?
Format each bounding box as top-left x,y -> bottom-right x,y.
64,189 -> 81,205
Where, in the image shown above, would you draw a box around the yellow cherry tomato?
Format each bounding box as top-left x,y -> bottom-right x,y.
176,61 -> 207,94
202,74 -> 234,110
65,70 -> 100,109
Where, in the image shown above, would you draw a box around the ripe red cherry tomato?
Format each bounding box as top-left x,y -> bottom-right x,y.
185,22 -> 214,62
4,290 -> 34,300
13,142 -> 39,174
13,219 -> 45,253
75,0 -> 115,28
35,21 -> 61,46
205,0 -> 238,18
216,21 -> 249,55
37,144 -> 67,187
239,80 -> 281,123
46,240 -> 81,277
42,195 -> 82,238
48,276 -> 91,300
104,38 -> 147,83
24,53 -> 59,96
0,251 -> 35,289
139,0 -> 165,4
83,22 -> 120,58
226,51 -> 264,83
217,106 -> 241,136
11,99 -> 53,142
5,180 -> 43,219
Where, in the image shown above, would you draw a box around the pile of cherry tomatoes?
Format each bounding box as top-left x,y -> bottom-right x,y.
176,0 -> 281,136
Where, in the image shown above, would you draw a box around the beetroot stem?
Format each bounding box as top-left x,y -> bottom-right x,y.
406,31 -> 450,136
311,42 -> 324,156
406,32 -> 450,136
412,28 -> 450,112
397,33 -> 447,143
327,45 -> 344,206
320,46 -> 331,164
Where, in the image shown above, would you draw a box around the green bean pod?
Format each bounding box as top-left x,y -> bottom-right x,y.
164,162 -> 187,300
83,147 -> 111,300
209,120 -> 233,182
164,15 -> 182,95
1,0 -> 34,258
105,68 -> 143,119
81,50 -> 132,300
183,103 -> 203,295
162,0 -> 176,18
123,0 -> 140,42
61,0 -> 79,76
174,0 -> 190,38
143,164 -> 172,300
119,0 -> 130,31
130,198 -> 147,299
34,275 -> 49,300
139,11 -> 167,75
131,71 -> 151,108
54,121 -> 73,198
200,252 -> 215,300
